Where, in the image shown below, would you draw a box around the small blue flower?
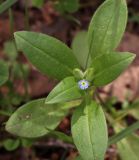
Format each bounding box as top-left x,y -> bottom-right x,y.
78,79 -> 89,90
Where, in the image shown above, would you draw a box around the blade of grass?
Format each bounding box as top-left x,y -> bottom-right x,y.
108,121 -> 139,146
0,0 -> 17,14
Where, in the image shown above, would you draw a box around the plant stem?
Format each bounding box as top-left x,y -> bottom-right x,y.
8,15 -> 30,101
95,91 -> 116,124
24,0 -> 30,30
80,1 -> 99,9
105,112 -> 115,124
115,111 -> 129,122
0,0 -> 17,14
19,63 -> 30,101
0,110 -> 12,116
8,8 -> 14,38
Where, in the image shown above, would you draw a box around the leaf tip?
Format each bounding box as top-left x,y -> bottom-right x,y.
5,121 -> 11,134
45,99 -> 53,105
14,31 -> 20,38
128,52 -> 136,61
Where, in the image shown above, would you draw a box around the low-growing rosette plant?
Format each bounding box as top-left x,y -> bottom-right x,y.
5,0 -> 136,159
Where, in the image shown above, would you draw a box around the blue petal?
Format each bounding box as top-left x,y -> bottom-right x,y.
78,79 -> 89,90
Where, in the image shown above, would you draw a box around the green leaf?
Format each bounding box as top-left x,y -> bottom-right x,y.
91,52 -> 135,86
54,0 -> 80,13
12,62 -> 29,79
0,60 -> 9,86
3,139 -> 20,151
73,68 -> 84,80
6,98 -> 81,138
32,0 -> 44,8
45,77 -> 82,104
108,120 -> 139,146
118,135 -> 139,160
48,130 -> 73,144
74,156 -> 83,160
0,0 -> 17,14
14,31 -> 79,80
114,124 -> 139,160
71,99 -> 108,160
4,40 -> 17,61
21,138 -> 34,147
128,101 -> 139,120
72,31 -> 90,69
0,110 -> 12,116
88,0 -> 127,59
